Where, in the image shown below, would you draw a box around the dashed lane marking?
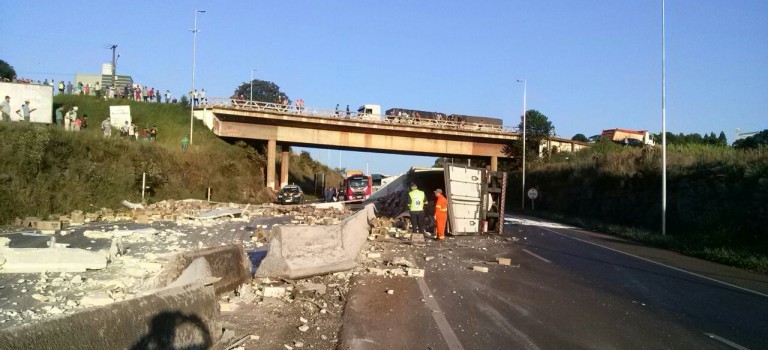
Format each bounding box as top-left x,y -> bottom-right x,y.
522,248 -> 551,263
416,277 -> 465,350
705,333 -> 750,350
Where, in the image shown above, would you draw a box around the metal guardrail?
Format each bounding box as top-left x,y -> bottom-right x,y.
204,98 -> 518,134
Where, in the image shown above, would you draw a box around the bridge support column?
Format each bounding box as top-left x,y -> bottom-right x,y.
280,148 -> 289,189
490,156 -> 498,171
267,139 -> 276,190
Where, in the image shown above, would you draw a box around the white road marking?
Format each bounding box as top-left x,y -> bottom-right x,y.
539,227 -> 768,299
704,333 -> 750,350
522,248 -> 551,263
416,277 -> 465,350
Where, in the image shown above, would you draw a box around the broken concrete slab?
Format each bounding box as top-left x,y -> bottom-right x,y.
473,266 -> 489,273
167,257 -> 213,289
83,228 -> 158,239
407,268 -> 425,277
0,247 -> 108,273
263,286 -> 286,298
255,204 -> 376,279
195,208 -> 242,220
497,258 -> 512,266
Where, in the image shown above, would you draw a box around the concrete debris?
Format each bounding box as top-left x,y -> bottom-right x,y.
390,257 -> 414,267
0,237 -> 10,247
386,289 -> 394,295
366,252 -> 381,259
497,258 -> 512,266
297,282 -> 327,295
263,286 -> 287,298
473,266 -> 489,273
298,324 -> 310,332
80,292 -> 114,307
219,301 -> 240,312
407,268 -> 425,277
121,200 -> 144,209
83,228 -> 158,239
195,208 -> 243,220
0,246 -> 108,273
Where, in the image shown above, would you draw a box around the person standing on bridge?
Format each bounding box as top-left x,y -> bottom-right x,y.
433,189 -> 448,241
408,183 -> 427,237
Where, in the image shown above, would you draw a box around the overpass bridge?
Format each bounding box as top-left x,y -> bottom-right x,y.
198,99 -> 589,189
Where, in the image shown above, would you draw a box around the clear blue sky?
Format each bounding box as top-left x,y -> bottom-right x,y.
2,1 -> 766,175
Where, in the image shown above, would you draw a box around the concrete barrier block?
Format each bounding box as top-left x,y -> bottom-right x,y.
145,244 -> 250,295
36,221 -> 62,230
0,282 -> 221,350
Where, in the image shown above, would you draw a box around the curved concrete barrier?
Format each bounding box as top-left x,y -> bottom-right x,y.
256,204 -> 376,279
0,244 -> 251,350
0,282 -> 221,350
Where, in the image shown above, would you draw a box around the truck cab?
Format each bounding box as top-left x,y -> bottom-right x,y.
357,104 -> 381,121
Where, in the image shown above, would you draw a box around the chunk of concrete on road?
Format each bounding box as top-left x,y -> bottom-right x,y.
80,292 -> 114,307
83,228 -> 158,239
473,266 -> 489,273
263,286 -> 287,298
167,257 -> 213,289
497,258 -> 512,266
0,246 -> 108,273
255,204 -> 376,279
407,268 -> 425,277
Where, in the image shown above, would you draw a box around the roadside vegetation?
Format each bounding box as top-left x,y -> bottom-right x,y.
507,138 -> 768,272
0,94 -> 342,224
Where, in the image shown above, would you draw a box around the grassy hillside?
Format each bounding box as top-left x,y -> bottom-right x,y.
507,141 -> 768,272
0,95 -> 342,223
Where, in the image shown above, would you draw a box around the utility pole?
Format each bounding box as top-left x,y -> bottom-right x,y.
661,0 -> 667,236
190,9 -> 206,145
109,44 -> 118,88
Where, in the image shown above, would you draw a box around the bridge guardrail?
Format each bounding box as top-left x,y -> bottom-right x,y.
204,98 -> 518,134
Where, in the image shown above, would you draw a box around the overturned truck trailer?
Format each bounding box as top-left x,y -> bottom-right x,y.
366,164 -> 506,235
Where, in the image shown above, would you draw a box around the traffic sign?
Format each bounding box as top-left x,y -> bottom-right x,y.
527,188 -> 538,200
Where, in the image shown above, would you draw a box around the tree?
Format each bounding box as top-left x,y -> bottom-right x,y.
0,59 -> 16,81
571,133 -> 589,142
718,131 -> 728,146
733,129 -> 768,149
502,109 -> 555,165
233,79 -> 290,104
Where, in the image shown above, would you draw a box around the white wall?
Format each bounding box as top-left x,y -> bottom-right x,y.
0,82 -> 54,124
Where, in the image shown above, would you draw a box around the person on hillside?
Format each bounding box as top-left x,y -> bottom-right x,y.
199,89 -> 206,105
433,189 -> 448,241
55,106 -> 64,126
1,96 -> 11,122
120,121 -> 131,137
76,82 -> 83,95
123,85 -> 130,99
58,81 -> 65,95
94,82 -> 101,97
101,117 -> 112,138
66,81 -> 73,94
165,90 -> 171,104
148,88 -> 154,102
127,121 -> 135,140
156,89 -> 162,103
345,105 -> 350,118
15,100 -> 36,122
84,83 -> 90,96
132,123 -> 138,140
74,116 -> 82,131
140,127 -> 149,141
81,115 -> 88,129
407,183 -> 427,237
149,126 -> 157,142
181,134 -> 189,153
64,107 -> 76,131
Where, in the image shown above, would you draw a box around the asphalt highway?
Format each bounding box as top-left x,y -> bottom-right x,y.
342,217 -> 768,350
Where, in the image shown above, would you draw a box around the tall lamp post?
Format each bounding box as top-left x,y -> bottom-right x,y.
516,79 -> 527,209
661,0 -> 667,236
189,9 -> 206,145
250,68 -> 257,101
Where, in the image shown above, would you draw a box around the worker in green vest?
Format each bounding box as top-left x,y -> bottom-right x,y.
408,183 -> 428,237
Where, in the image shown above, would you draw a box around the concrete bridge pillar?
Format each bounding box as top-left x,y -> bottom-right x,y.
267,139 -> 276,190
280,148 -> 289,189
490,156 -> 498,171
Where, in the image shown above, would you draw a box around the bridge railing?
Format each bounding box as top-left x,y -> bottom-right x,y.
205,98 -> 518,134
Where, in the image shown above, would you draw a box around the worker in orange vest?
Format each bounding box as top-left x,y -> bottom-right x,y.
433,189 -> 448,240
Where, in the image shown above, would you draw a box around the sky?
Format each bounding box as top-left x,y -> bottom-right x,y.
2,0 -> 766,175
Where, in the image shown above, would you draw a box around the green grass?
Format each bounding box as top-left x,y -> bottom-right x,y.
508,142 -> 768,273
0,95 -> 343,223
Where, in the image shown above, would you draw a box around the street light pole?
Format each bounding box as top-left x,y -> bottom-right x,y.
661,0 -> 667,236
250,68 -> 257,101
517,79 -> 527,209
189,9 -> 206,145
